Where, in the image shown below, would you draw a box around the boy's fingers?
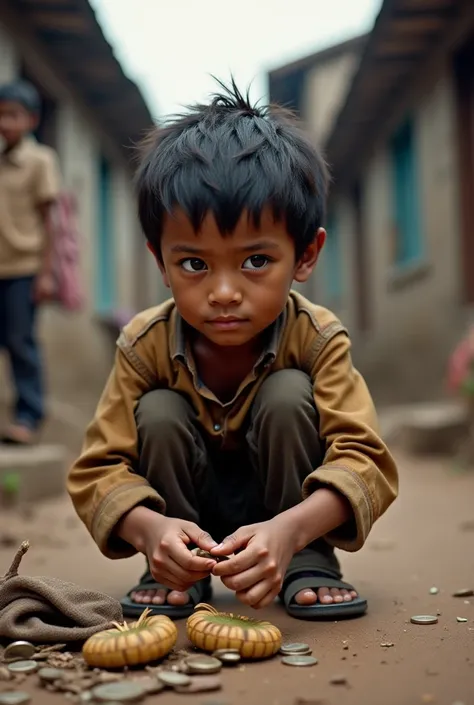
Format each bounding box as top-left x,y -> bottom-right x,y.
183,524 -> 218,551
212,547 -> 258,577
211,527 -> 253,557
168,540 -> 215,573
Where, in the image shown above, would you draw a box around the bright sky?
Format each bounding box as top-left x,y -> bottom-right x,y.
89,0 -> 382,119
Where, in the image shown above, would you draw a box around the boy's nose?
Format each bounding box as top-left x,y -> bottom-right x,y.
208,277 -> 243,306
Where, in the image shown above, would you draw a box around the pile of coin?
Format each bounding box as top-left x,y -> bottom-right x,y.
279,643 -> 318,667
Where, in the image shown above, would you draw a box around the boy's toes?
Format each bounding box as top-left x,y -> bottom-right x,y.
131,589 -> 158,604
166,590 -> 190,606
294,588 -> 318,605
151,589 -> 167,605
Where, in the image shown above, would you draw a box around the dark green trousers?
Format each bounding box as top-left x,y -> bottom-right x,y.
135,369 -> 340,575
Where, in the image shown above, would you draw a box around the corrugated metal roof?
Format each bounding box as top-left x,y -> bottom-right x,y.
324,0 -> 474,187
14,0 -> 154,160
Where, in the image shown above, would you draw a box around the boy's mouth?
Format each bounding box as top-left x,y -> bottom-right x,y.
206,316 -> 249,330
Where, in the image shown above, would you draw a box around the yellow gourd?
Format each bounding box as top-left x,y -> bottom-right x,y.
186,603 -> 282,660
82,608 -> 177,668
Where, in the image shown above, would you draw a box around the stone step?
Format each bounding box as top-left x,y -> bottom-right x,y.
0,443 -> 68,505
395,402 -> 468,455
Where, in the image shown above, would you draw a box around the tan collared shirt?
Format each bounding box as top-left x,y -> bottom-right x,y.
0,137 -> 60,278
67,291 -> 399,559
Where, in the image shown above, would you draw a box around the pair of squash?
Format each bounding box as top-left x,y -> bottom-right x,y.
82,603 -> 282,668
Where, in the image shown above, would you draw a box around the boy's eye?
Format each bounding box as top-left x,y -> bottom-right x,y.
181,258 -> 207,272
242,255 -> 270,270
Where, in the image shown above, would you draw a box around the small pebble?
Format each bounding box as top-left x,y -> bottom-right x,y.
452,589 -> 474,598
330,674 -> 347,685
429,587 -> 439,595
456,617 -> 468,623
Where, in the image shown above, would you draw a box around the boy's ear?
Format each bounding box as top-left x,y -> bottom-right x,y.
293,228 -> 326,283
146,242 -> 170,288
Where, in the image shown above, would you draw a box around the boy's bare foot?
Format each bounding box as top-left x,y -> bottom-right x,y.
1,424 -> 36,445
130,586 -> 358,606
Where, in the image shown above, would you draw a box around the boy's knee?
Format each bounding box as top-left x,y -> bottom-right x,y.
255,369 -> 314,423
135,389 -> 192,439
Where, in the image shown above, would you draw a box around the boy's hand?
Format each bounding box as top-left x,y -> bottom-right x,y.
34,270 -> 56,303
211,517 -> 298,609
117,506 -> 218,592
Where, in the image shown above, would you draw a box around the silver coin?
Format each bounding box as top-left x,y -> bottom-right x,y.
0,694 -> 31,705
410,615 -> 438,625
37,667 -> 65,682
3,642 -> 35,662
185,655 -> 223,674
281,655 -> 318,667
91,682 -> 146,703
429,587 -> 439,595
158,670 -> 192,687
212,649 -> 241,665
452,588 -> 474,598
7,661 -> 38,675
132,676 -> 164,694
456,616 -> 468,623
279,642 -> 311,655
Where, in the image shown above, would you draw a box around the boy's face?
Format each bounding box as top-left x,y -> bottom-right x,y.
154,208 -> 325,348
0,101 -> 37,147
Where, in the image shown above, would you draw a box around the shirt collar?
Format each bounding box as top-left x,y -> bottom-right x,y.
171,307 -> 286,369
1,136 -> 36,167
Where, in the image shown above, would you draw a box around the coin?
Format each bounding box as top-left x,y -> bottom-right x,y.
3,642 -> 35,662
91,682 -> 146,703
410,615 -> 438,625
175,675 -> 223,693
452,588 -> 474,598
0,694 -> 31,705
7,661 -> 38,675
213,649 -> 241,665
132,676 -> 164,694
37,667 -> 65,683
185,656 -> 223,674
281,655 -> 318,667
280,642 -> 311,655
456,617 -> 468,623
158,671 -> 192,687
429,587 -> 439,595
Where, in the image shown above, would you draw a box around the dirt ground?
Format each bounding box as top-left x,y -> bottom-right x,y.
0,446 -> 473,705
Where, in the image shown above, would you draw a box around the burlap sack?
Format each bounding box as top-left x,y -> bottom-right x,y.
0,541 -> 123,643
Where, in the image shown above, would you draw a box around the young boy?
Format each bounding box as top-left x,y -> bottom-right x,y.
68,83 -> 398,620
0,80 -> 60,445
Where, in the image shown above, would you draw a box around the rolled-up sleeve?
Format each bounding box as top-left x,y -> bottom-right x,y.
67,346 -> 165,559
302,330 -> 399,552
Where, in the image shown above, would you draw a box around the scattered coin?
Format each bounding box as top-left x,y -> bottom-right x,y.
91,682 -> 146,703
281,655 -> 318,667
380,642 -> 394,648
37,667 -> 65,683
212,650 -> 241,665
330,674 -> 348,685
429,587 -> 439,595
453,589 -> 474,598
158,670 -> 192,687
410,615 -> 438,625
7,661 -> 38,675
175,675 -> 223,693
456,617 -> 468,623
3,642 -> 35,662
0,694 -> 31,705
280,643 -> 311,655
132,676 -> 164,694
184,656 -> 223,674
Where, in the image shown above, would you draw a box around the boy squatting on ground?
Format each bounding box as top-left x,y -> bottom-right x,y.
0,81 -> 60,445
68,84 -> 399,621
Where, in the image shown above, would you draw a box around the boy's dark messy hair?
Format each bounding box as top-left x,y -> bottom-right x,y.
136,79 -> 329,261
0,80 -> 40,115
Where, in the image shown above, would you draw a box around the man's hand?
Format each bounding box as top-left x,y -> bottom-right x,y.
34,270 -> 56,304
117,506 -> 218,592
211,516 -> 298,609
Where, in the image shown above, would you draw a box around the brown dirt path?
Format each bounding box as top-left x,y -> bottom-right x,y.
1,447 -> 473,705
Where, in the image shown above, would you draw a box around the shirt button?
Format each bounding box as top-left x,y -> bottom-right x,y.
213,423 -> 221,432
